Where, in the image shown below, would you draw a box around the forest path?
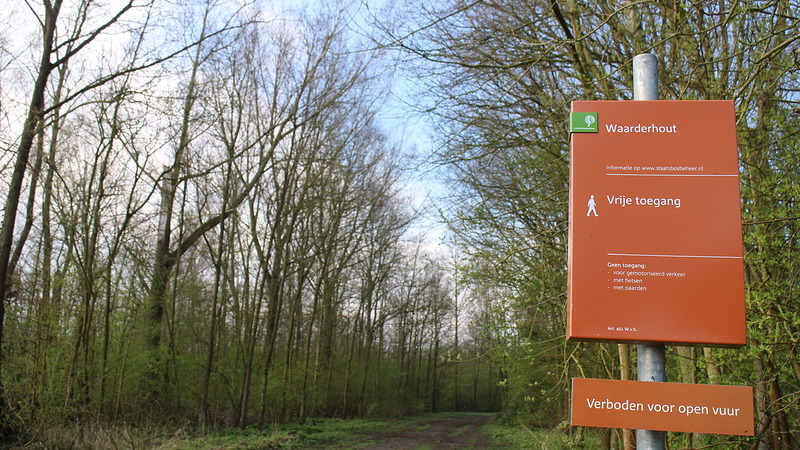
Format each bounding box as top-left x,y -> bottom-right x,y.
360,413 -> 496,449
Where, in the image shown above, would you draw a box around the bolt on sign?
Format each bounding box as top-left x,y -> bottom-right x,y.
568,100 -> 746,346
571,378 -> 754,436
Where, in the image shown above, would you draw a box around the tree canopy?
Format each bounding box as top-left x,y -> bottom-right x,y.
381,0 -> 800,447
1,0 -> 799,448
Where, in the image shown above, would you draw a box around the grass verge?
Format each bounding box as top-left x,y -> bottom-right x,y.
14,413 -> 602,449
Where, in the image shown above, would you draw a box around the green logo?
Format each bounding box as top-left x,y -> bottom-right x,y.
570,112 -> 598,133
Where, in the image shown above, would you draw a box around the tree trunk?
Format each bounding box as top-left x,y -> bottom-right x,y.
0,0 -> 61,433
617,344 -> 635,449
198,217 -> 227,432
145,6 -> 207,394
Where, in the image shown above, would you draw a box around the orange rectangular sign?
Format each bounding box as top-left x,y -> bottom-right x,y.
571,378 -> 754,436
568,100 -> 745,345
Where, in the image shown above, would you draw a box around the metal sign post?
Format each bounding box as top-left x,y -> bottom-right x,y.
633,53 -> 666,450
567,54 -> 752,445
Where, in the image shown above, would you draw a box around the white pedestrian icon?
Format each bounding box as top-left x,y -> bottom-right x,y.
587,195 -> 598,216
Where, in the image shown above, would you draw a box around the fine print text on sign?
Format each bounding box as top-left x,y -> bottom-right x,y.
567,100 -> 746,346
571,378 -> 754,436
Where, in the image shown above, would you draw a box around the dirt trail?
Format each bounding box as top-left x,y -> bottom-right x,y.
362,413 -> 495,449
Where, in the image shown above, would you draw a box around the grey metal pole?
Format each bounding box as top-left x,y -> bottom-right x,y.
633,53 -> 666,450
633,54 -> 659,101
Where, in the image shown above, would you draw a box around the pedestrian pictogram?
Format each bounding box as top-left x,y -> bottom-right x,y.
587,195 -> 598,216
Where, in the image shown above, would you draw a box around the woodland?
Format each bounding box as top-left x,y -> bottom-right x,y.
0,0 -> 798,449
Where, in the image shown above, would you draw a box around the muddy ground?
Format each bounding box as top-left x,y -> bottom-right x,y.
360,413 -> 496,449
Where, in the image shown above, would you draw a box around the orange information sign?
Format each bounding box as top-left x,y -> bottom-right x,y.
568,100 -> 745,345
571,378 -> 754,436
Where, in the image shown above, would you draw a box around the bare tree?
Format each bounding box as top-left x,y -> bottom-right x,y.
0,0 -> 140,433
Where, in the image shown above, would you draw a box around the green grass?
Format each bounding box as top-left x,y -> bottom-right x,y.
448,423 -> 471,437
152,414 -> 598,449
154,415 -> 445,449
482,419 -> 602,449
20,413 -> 599,449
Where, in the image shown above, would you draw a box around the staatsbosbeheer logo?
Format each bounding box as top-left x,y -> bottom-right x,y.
570,112 -> 598,133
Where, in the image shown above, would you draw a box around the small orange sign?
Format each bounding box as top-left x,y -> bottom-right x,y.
568,100 -> 745,345
571,378 -> 754,436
